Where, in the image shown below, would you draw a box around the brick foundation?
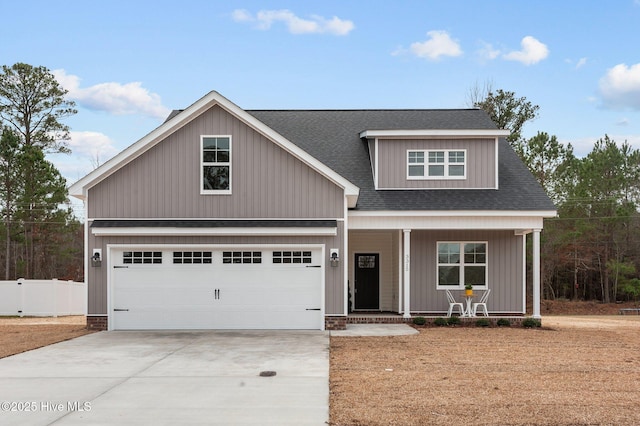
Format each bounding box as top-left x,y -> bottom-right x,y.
85,313 -> 534,331
347,315 -> 412,324
324,316 -> 347,330
86,316 -> 108,330
343,314 -> 533,327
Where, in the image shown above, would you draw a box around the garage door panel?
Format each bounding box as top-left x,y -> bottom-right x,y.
111,247 -> 323,330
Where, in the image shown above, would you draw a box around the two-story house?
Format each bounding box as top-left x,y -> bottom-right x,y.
68,91 -> 556,331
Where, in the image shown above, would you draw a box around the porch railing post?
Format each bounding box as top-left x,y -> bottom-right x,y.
533,229 -> 541,319
403,229 -> 411,319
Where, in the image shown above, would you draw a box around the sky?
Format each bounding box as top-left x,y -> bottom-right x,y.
2,0 -> 640,214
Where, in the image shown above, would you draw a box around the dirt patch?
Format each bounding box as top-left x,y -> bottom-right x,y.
0,316 -> 94,359
330,310 -> 640,425
541,299 -> 639,315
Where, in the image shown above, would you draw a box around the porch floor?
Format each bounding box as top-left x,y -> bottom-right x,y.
347,312 -> 526,325
347,312 -> 410,324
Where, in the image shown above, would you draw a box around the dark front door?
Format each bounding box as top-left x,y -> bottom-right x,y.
354,253 -> 379,310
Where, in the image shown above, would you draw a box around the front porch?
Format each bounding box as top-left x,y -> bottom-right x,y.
347,228 -> 543,320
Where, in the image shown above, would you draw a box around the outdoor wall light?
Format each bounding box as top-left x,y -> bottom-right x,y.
330,249 -> 339,267
91,249 -> 102,267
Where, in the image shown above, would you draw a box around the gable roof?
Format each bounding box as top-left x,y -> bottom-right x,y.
248,109 -> 556,212
68,91 -> 360,207
69,91 -> 555,214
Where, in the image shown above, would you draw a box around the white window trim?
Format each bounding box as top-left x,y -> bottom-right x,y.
436,241 -> 488,290
406,149 -> 467,180
201,135 -> 232,195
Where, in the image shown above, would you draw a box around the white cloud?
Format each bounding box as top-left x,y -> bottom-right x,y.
68,131 -> 119,161
566,134 -> 640,158
476,41 -> 501,61
231,9 -> 252,22
503,36 -> 549,65
232,9 -> 354,35
49,131 -> 118,184
576,57 -> 587,69
616,117 -> 630,126
599,63 -> 640,110
52,70 -> 170,119
409,30 -> 463,60
390,45 -> 408,57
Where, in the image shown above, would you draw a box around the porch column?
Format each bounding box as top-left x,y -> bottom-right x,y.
532,229 -> 541,319
403,229 -> 411,319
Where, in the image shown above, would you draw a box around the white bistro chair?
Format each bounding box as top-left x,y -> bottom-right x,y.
445,289 -> 465,317
472,289 -> 491,317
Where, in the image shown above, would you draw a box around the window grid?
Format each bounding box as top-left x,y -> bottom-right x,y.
436,242 -> 487,289
407,149 -> 466,179
202,136 -> 231,193
273,251 -> 313,264
173,251 -> 213,264
223,251 -> 262,264
123,251 -> 162,264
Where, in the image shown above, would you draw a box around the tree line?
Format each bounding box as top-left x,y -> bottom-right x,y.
474,89 -> 640,303
1,63 -> 638,303
0,63 -> 82,280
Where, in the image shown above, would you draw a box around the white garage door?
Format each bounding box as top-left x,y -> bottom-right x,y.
110,247 -> 323,330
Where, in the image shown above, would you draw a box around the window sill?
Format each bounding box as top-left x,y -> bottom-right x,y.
407,176 -> 467,180
201,190 -> 232,195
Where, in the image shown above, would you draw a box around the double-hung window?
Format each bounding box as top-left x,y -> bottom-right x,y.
437,242 -> 487,289
201,136 -> 231,194
407,149 -> 466,179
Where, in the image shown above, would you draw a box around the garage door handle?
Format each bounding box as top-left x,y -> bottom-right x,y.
306,308 -> 321,311
114,308 -> 129,312
306,265 -> 321,268
114,266 -> 129,269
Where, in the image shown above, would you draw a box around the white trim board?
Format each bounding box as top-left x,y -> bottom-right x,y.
360,129 -> 511,138
92,226 -> 337,237
348,214 -> 549,231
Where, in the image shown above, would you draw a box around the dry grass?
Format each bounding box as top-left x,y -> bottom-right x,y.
0,316 -> 93,359
330,315 -> 640,426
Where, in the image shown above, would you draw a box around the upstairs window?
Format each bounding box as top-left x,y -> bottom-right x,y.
407,150 -> 466,179
201,136 -> 231,193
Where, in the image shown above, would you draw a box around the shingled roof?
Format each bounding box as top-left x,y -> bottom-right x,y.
248,109 -> 556,212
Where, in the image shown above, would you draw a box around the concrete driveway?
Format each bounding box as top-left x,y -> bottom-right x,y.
0,330 -> 329,425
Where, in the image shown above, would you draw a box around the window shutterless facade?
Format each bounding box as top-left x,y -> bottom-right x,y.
201,135 -> 231,194
436,242 -> 487,289
407,149 -> 466,179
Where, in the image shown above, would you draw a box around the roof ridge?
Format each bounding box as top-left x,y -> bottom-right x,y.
246,108 -> 483,112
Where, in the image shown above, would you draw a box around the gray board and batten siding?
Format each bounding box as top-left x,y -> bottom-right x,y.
85,104 -> 349,317
376,138 -> 496,189
87,105 -> 345,220
410,230 -> 524,314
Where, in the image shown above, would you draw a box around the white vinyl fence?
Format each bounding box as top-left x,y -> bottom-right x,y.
0,279 -> 86,317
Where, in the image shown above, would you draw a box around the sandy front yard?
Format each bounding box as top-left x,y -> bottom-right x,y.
330,315 -> 640,426
0,316 -> 93,359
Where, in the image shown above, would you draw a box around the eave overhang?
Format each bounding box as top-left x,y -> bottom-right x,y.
359,129 -> 511,139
